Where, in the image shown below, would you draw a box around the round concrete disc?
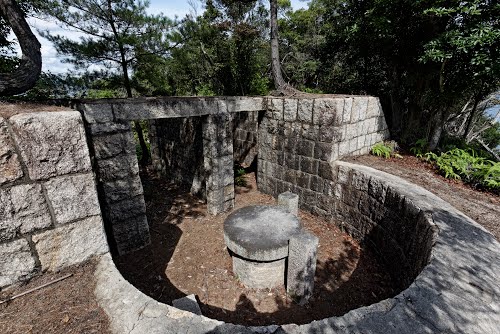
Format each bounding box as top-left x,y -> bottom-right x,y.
223,205 -> 301,261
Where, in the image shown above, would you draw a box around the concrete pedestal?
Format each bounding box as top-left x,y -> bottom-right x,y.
224,205 -> 301,289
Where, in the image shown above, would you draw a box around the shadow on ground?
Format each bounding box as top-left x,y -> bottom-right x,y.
113,171 -> 397,326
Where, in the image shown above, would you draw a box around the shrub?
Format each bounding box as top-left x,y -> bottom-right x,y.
371,141 -> 399,159
410,138 -> 428,157
234,164 -> 247,186
424,148 -> 499,192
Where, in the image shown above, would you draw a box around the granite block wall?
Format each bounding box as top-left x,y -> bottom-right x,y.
0,109 -> 108,288
150,117 -> 205,195
330,162 -> 437,288
76,95 -> 388,256
232,111 -> 259,167
257,96 -> 390,216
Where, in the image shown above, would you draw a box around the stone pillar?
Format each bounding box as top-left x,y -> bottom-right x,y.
202,113 -> 235,215
80,103 -> 150,255
287,231 -> 319,305
278,191 -> 299,216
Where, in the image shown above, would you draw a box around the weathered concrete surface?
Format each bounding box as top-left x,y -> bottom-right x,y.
233,256 -> 286,289
10,111 -> 91,180
0,238 -> 36,288
172,294 -> 203,315
277,191 -> 299,216
44,173 -> 101,225
287,231 -> 318,304
33,216 -> 108,271
78,96 -> 265,121
224,205 -> 301,261
0,117 -> 23,185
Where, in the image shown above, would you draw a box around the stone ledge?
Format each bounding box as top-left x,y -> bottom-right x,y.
94,163 -> 499,333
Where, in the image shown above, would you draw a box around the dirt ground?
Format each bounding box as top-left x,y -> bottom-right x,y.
0,259 -> 109,334
346,154 -> 500,240
115,171 -> 396,326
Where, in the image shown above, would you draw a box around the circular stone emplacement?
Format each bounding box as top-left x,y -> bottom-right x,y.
223,205 -> 302,288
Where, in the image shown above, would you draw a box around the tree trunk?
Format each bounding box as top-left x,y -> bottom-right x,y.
428,109 -> 445,151
463,88 -> 483,141
269,0 -> 297,96
0,0 -> 41,96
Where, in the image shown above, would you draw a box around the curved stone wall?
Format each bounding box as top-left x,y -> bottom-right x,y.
94,162 -> 500,334
333,162 -> 437,289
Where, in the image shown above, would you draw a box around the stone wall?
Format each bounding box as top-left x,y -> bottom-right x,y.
77,96 -> 388,255
0,109 -> 108,288
94,163 -> 500,334
77,97 -> 264,254
257,97 -> 389,215
331,162 -> 436,289
232,111 -> 259,167
150,117 -> 205,195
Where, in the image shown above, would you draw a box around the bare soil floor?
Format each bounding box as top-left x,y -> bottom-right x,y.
347,154 -> 500,240
0,259 -> 109,334
115,171 -> 396,326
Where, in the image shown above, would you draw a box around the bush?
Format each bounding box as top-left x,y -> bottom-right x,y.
234,164 -> 247,186
371,141 -> 402,159
410,138 -> 428,157
424,148 -> 499,192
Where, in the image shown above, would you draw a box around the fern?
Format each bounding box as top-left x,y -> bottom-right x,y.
371,142 -> 393,159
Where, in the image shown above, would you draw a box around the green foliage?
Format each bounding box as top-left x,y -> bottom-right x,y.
160,0 -> 271,96
424,148 -> 499,191
410,138 -> 428,157
38,0 -> 174,97
371,142 -> 393,159
234,164 -> 247,187
132,120 -> 150,163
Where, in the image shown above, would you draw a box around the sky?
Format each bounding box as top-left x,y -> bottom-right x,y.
18,0 -> 309,74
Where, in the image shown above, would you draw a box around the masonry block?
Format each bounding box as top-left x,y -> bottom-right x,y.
313,98 -> 343,126
0,117 -> 23,185
112,215 -> 151,255
233,256 -> 286,289
0,238 -> 36,288
10,111 -> 91,180
343,97 -> 353,124
287,231 -> 319,304
97,153 -> 140,182
89,122 -> 130,136
93,132 -> 136,159
102,177 -> 144,203
297,99 -> 314,123
79,103 -> 114,123
44,173 -> 101,225
278,191 -> 299,216
0,184 -> 52,241
107,195 -> 147,222
351,97 -> 369,123
284,99 -> 298,121
33,216 -> 108,271
269,98 -> 284,120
